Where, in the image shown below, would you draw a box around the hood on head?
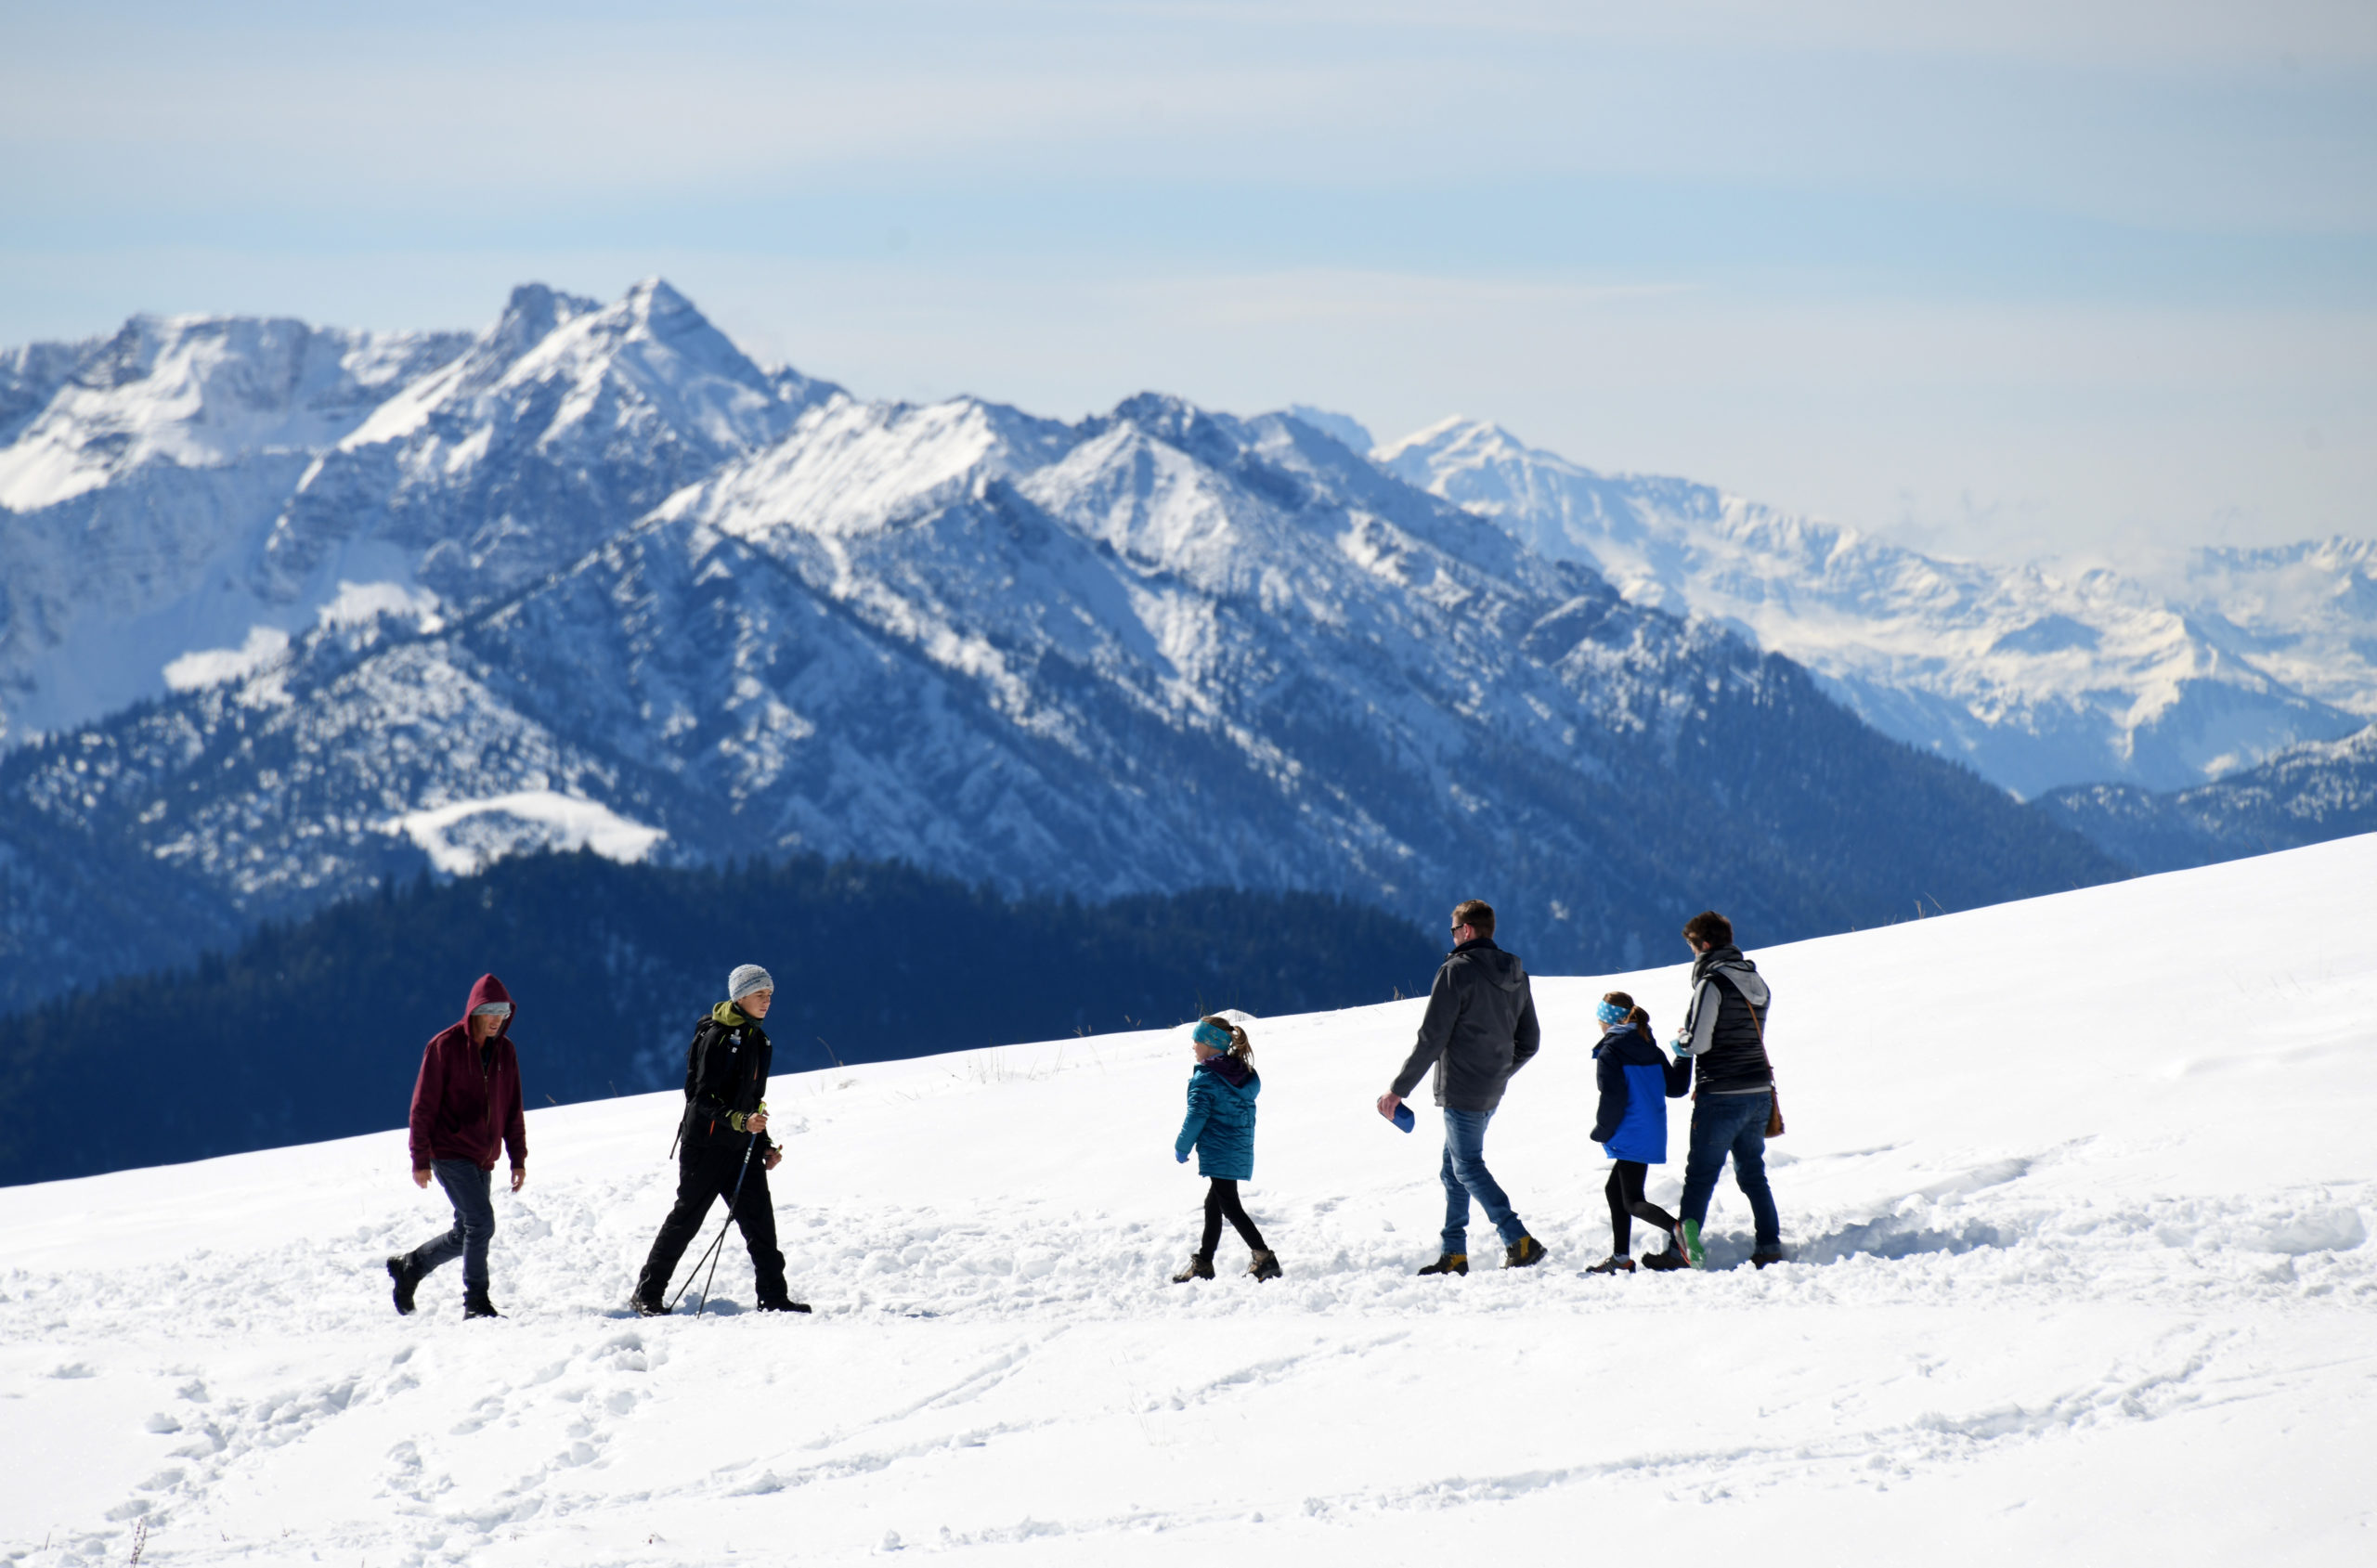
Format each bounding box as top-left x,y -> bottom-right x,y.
462,973 -> 515,1040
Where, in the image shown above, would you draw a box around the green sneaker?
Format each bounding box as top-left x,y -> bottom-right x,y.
1682,1219 -> 1707,1269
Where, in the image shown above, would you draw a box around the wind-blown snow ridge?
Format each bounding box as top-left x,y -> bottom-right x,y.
3,835 -> 2372,1564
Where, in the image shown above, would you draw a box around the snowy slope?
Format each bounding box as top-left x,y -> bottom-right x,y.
4,836 -> 2371,1566
1379,418 -> 2376,797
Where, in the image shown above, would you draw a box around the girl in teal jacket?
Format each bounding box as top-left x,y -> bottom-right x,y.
1171,1016 -> 1281,1283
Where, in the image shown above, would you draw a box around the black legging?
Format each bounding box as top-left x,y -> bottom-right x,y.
1199,1178 -> 1268,1258
1606,1160 -> 1680,1255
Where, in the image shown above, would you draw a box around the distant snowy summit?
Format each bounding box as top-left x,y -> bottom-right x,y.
0,279 -> 837,748
1375,417 -> 2377,798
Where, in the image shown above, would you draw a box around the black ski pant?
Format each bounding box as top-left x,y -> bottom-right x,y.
1198,1178 -> 1267,1259
635,1140 -> 789,1306
1605,1160 -> 1681,1257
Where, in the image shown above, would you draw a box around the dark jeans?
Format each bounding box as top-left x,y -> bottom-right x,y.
1198,1178 -> 1267,1258
636,1140 -> 789,1306
1440,1107 -> 1527,1253
1605,1159 -> 1681,1256
1679,1092 -> 1780,1250
408,1158 -> 496,1296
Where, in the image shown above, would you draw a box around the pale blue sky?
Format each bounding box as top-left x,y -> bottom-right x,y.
5,1 -> 2372,562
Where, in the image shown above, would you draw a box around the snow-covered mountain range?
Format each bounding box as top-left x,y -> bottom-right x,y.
0,281 -> 833,747
0,281 -> 2116,1009
1380,419 -> 2377,799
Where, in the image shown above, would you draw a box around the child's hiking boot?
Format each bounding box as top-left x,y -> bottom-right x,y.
629,1292 -> 669,1317
1583,1255 -> 1635,1276
1247,1250 -> 1283,1282
1172,1254 -> 1215,1283
1682,1219 -> 1707,1269
1416,1252 -> 1469,1276
1642,1246 -> 1691,1273
1504,1236 -> 1548,1269
1750,1248 -> 1786,1270
386,1255 -> 423,1316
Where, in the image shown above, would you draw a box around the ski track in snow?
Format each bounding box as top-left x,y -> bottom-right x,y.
7,841 -> 2377,1565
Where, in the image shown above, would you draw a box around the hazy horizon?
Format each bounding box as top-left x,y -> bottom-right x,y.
6,1 -> 2372,568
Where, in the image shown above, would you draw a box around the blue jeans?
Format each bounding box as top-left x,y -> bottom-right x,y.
409,1159 -> 497,1295
1679,1092 -> 1780,1250
1439,1108 -> 1527,1253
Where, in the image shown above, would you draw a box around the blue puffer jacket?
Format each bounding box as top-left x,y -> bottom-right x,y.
1591,1024 -> 1690,1164
1175,1055 -> 1259,1180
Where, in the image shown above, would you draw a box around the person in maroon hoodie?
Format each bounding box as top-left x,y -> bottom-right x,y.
386,974 -> 528,1319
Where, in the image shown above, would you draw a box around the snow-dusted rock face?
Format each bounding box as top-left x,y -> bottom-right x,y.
0,379 -> 2118,1005
0,280 -> 838,749
1378,418 -> 2374,797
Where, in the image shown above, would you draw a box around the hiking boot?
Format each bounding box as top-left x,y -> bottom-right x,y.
629,1293 -> 669,1317
386,1254 -> 422,1316
1682,1220 -> 1707,1270
1172,1254 -> 1215,1283
1248,1250 -> 1282,1282
1416,1252 -> 1469,1276
1750,1249 -> 1786,1270
1583,1255 -> 1636,1276
462,1289 -> 504,1319
1642,1246 -> 1691,1273
1504,1236 -> 1548,1269
758,1297 -> 813,1314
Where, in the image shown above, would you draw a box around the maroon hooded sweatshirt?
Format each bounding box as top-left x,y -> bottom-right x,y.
408,974 -> 528,1173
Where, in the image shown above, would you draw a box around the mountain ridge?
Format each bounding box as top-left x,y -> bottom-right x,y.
0,282 -> 2125,1006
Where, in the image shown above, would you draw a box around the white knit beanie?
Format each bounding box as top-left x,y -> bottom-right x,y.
727,964 -> 774,1004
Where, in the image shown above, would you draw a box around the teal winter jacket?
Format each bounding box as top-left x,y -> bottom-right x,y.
1175,1056 -> 1259,1180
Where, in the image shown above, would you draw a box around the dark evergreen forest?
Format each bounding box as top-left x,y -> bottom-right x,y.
0,852 -> 1439,1185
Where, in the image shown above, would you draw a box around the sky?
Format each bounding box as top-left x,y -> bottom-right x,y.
3,0 -> 2373,566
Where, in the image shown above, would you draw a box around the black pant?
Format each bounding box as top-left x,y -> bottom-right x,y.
636,1140 -> 789,1305
1605,1160 -> 1680,1256
1199,1178 -> 1267,1258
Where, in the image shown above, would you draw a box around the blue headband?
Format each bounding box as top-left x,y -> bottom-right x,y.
1193,1020 -> 1235,1051
1595,1001 -> 1630,1028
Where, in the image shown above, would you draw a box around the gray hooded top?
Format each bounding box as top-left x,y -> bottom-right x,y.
1389,938 -> 1541,1112
1676,944 -> 1773,1095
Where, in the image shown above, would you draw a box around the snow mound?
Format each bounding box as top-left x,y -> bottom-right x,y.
379,791 -> 668,875
4,836 -> 2375,1564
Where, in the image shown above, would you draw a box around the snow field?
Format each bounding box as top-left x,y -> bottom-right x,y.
5,836 -> 2377,1565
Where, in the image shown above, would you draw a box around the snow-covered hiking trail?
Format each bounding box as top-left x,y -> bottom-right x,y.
6,838 -> 2376,1566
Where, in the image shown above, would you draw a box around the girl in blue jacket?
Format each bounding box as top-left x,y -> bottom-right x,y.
1585,992 -> 1693,1275
1172,1016 -> 1281,1283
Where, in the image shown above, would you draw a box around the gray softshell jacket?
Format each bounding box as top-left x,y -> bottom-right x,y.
1389,939 -> 1542,1113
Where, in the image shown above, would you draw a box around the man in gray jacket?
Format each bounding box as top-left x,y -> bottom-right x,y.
1377,899 -> 1548,1274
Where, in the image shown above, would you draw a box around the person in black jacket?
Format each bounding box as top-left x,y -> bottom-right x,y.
1377,900 -> 1549,1274
1672,912 -> 1783,1269
630,964 -> 809,1315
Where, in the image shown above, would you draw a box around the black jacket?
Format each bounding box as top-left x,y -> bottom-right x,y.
677,1004 -> 774,1154
1389,939 -> 1541,1112
1678,945 -> 1773,1095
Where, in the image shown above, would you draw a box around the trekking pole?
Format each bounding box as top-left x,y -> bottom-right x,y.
684,1131 -> 765,1320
